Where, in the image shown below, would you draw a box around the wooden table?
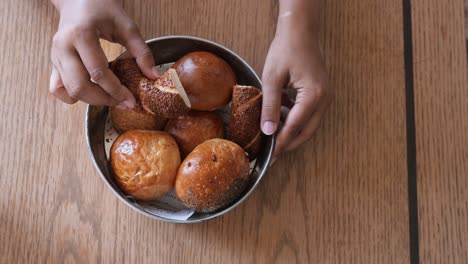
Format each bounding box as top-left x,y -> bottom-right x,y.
1,0 -> 466,263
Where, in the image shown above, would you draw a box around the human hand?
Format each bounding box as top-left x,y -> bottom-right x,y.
261,10 -> 334,158
49,0 -> 159,108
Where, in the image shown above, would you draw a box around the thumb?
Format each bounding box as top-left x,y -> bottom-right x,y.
261,66 -> 288,135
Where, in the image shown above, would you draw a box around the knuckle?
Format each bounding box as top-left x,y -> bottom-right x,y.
124,21 -> 139,34
67,81 -> 85,98
62,97 -> 78,105
139,46 -> 153,58
110,87 -> 127,101
132,45 -> 153,60
89,67 -> 107,83
52,33 -> 65,49
286,123 -> 303,136
262,102 -> 279,115
262,69 -> 283,87
70,24 -> 91,38
314,85 -> 326,99
311,79 -> 328,98
301,128 -> 316,140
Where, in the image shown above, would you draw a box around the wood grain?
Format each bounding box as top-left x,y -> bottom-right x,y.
0,0 -> 412,263
412,0 -> 468,262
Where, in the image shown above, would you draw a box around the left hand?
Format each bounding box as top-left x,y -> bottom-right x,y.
261,14 -> 334,159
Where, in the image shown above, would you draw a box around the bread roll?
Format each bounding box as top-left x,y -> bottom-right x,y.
110,130 -> 181,201
230,85 -> 262,160
165,111 -> 224,158
109,58 -> 143,95
175,139 -> 250,212
109,58 -> 166,132
110,106 -> 167,134
172,51 -> 236,111
139,69 -> 191,118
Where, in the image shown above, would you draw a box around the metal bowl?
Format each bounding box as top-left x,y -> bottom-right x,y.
86,36 -> 275,223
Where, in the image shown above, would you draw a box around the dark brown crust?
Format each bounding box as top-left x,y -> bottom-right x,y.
175,139 -> 249,212
110,105 -> 167,134
109,58 -> 144,96
138,71 -> 190,118
109,58 -> 170,132
230,85 -> 262,160
243,130 -> 261,161
164,111 -> 224,158
172,51 -> 236,111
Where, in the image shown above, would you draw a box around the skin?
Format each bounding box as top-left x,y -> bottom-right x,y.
49,0 -> 334,159
49,0 -> 159,108
262,0 -> 334,158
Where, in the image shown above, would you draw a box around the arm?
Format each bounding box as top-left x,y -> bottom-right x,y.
261,0 -> 334,158
49,0 -> 158,108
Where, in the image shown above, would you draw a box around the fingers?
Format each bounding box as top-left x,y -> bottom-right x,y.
51,38 -> 117,105
283,107 -> 323,153
281,90 -> 295,109
115,18 -> 158,79
49,67 -> 77,104
274,81 -> 331,157
261,60 -> 288,136
283,89 -> 333,153
74,28 -> 135,108
274,92 -> 317,156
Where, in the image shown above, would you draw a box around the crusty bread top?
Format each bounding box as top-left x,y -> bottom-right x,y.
164,111 -> 224,158
231,85 -> 262,109
110,106 -> 167,134
230,85 -> 262,147
110,130 -> 181,201
172,51 -> 236,111
138,69 -> 191,118
175,139 -> 249,212
109,58 -> 144,96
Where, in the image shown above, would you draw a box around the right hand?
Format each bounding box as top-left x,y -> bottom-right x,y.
49,0 -> 159,108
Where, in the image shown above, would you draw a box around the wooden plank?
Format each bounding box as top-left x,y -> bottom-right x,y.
0,0 -> 410,262
412,0 -> 468,262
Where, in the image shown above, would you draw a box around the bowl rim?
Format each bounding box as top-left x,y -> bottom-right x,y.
85,35 -> 275,223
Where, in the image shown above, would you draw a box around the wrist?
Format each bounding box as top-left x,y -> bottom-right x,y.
277,0 -> 321,35
51,0 -> 122,12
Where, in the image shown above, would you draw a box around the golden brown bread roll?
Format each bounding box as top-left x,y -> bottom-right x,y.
164,111 -> 224,158
110,130 -> 181,201
139,69 -> 191,118
229,85 -> 262,160
109,58 -> 167,132
175,139 -> 250,212
172,51 -> 236,111
110,106 -> 167,134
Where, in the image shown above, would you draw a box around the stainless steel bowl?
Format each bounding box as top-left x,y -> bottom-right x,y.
86,36 -> 275,223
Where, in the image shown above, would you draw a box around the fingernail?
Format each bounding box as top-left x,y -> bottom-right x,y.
152,66 -> 160,78
123,99 -> 135,109
262,121 -> 277,135
116,103 -> 128,110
